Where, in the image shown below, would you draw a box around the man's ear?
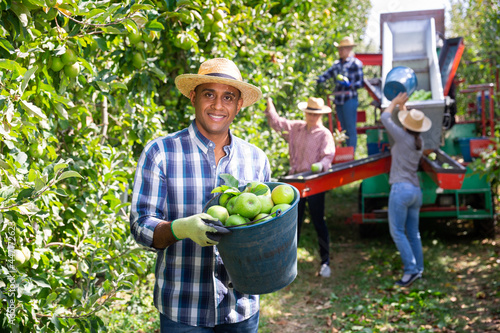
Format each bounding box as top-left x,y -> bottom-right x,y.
189,90 -> 196,106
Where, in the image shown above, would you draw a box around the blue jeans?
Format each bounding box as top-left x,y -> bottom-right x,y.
335,97 -> 358,150
160,311 -> 259,333
388,182 -> 424,275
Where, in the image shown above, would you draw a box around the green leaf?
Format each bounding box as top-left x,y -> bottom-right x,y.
54,162 -> 69,173
110,82 -> 127,91
16,188 -> 35,201
130,4 -> 154,11
219,174 -> 239,188
58,171 -> 83,181
10,1 -> 31,27
145,19 -> 165,31
20,65 -> 37,95
20,100 -> 47,120
0,59 -> 24,73
0,185 -> 16,199
0,38 -> 14,54
34,177 -> 45,191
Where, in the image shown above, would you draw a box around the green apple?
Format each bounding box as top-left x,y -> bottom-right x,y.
253,213 -> 273,223
271,185 -> 295,205
61,48 -> 77,65
64,62 -> 80,78
206,205 -> 229,224
336,74 -> 344,81
232,193 -> 262,219
128,31 -> 142,45
311,162 -> 322,173
226,196 -> 239,215
70,288 -> 83,300
132,52 -> 145,69
257,195 -> 274,214
428,152 -> 437,161
50,57 -> 64,72
225,214 -> 247,227
243,181 -> 271,196
219,192 -> 234,207
271,203 -> 291,216
13,249 -> 26,265
21,247 -> 31,262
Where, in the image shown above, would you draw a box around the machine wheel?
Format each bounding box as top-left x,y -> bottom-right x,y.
473,219 -> 496,239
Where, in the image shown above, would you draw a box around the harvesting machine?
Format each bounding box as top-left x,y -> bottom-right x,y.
280,9 -> 497,238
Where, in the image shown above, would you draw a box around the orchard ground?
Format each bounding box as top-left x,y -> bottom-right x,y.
102,181 -> 499,332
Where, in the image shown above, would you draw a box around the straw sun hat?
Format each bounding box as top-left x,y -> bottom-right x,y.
175,58 -> 262,108
297,97 -> 332,114
334,36 -> 357,48
398,109 -> 432,132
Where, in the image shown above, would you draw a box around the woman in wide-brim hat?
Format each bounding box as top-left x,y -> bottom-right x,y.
175,58 -> 262,108
380,92 -> 432,288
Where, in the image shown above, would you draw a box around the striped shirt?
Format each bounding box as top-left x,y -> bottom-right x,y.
130,121 -> 271,327
265,109 -> 336,174
317,56 -> 364,105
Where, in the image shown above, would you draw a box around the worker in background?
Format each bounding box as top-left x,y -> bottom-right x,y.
381,92 -> 432,287
317,36 -> 364,152
265,96 -> 336,278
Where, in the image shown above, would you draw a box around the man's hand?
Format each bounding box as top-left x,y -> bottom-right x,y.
171,213 -> 227,247
336,74 -> 351,87
391,92 -> 408,110
265,97 -> 276,114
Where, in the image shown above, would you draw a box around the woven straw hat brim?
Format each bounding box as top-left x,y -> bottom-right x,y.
297,101 -> 332,114
398,110 -> 432,132
175,74 -> 263,108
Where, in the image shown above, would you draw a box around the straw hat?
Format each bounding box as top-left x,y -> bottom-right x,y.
334,36 -> 356,48
297,97 -> 332,114
175,58 -> 262,108
398,109 -> 432,132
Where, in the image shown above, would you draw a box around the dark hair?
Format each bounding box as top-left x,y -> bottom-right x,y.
407,129 -> 422,150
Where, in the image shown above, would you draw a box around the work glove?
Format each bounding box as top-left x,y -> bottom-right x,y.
171,213 -> 231,246
336,74 -> 351,87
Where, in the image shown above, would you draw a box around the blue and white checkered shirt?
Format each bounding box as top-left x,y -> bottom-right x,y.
317,56 -> 364,105
130,121 -> 271,327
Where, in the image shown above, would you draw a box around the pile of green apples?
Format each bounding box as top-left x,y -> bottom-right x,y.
207,179 -> 295,227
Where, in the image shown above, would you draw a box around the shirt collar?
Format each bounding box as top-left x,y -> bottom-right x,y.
188,120 -> 234,154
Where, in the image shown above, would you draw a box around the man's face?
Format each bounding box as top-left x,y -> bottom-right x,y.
190,82 -> 243,139
338,46 -> 353,60
305,112 -> 322,127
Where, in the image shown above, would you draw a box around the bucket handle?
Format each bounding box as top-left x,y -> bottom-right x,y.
225,209 -> 283,229
203,193 -> 283,228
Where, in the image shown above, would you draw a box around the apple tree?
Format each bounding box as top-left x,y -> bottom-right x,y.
0,0 -> 371,331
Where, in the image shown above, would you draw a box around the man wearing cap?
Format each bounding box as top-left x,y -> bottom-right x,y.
381,92 -> 432,288
130,58 -> 270,332
264,97 -> 335,277
317,36 -> 364,151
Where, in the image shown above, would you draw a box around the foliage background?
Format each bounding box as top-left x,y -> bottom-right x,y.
0,0 -> 498,331
0,0 -> 371,331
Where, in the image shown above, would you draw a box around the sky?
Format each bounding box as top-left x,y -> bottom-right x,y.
364,0 -> 453,50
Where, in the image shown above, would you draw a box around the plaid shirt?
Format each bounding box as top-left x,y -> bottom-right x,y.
130,121 -> 271,327
317,56 -> 364,105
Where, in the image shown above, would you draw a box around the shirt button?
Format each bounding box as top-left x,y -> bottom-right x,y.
212,165 -> 215,169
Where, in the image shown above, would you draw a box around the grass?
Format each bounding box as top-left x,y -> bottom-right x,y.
259,182 -> 500,333
100,182 -> 499,332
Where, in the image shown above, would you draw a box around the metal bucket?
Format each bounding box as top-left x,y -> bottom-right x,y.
207,182 -> 299,295
383,66 -> 418,101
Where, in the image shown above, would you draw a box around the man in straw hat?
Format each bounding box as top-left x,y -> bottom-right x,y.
316,36 -> 364,151
265,96 -> 335,277
381,92 -> 432,288
130,58 -> 270,332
